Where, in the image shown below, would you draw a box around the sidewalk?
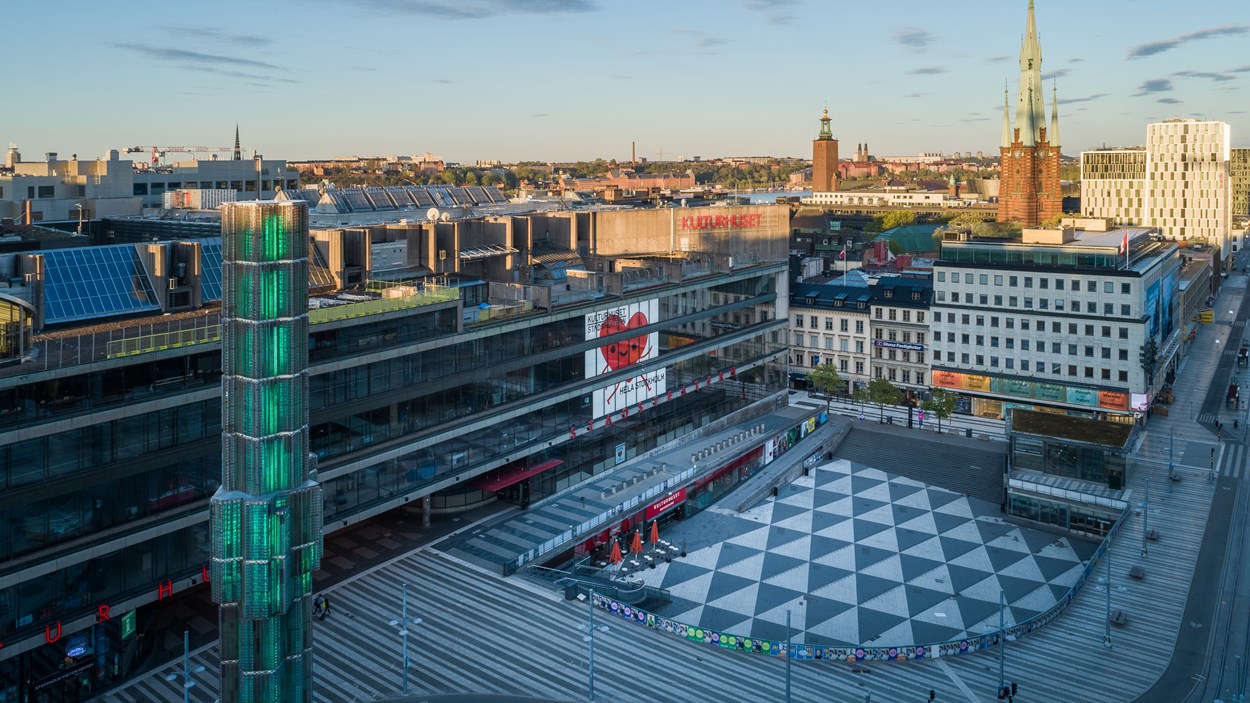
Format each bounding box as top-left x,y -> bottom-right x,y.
791,392 -> 1007,439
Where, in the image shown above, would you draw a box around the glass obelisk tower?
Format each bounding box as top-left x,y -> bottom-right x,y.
211,200 -> 323,703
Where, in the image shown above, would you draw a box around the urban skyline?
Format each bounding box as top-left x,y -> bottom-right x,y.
5,0 -> 1248,163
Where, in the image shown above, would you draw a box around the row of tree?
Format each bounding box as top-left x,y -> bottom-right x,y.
806,363 -> 956,430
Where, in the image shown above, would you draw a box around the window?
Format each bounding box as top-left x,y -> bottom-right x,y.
1104,303 -> 1114,315
1121,304 -> 1131,316
938,271 -> 946,282
875,309 -> 883,319
976,354 -> 985,365
1039,299 -> 1049,310
1102,326 -> 1111,337
976,335 -> 985,345
888,309 -> 897,321
840,359 -> 849,372
962,314 -> 971,325
1022,320 -> 1030,331
825,318 -> 834,331
994,275 -> 1003,285
810,354 -> 820,367
1101,347 -> 1111,359
795,315 -> 803,328
994,295 -> 1003,306
1006,318 -> 1014,329
1068,364 -> 1077,376
1025,277 -> 1033,288
1104,281 -> 1114,294
826,337 -> 834,350
1006,338 -> 1014,349
1119,327 -> 1128,339
991,337 -> 1000,347
884,289 -> 894,299
1085,325 -> 1094,336
1040,278 -> 1049,290
976,315 -> 985,326
1069,323 -> 1077,335
1056,299 -> 1065,311
888,350 -> 897,360
840,319 -> 849,332
961,333 -> 970,344
917,333 -> 925,344
980,295 -> 989,305
990,357 -> 999,367
1119,370 -> 1128,382
888,330 -> 897,341
1121,283 -> 1131,294
810,316 -> 818,328
1119,349 -> 1128,360
1009,296 -> 1018,306
855,320 -> 864,334
1086,302 -> 1097,313
1056,279 -> 1065,291
1024,297 -> 1033,308
1069,344 -> 1078,355
794,333 -> 804,347
980,274 -> 988,285
888,368 -> 897,381
1006,358 -> 1014,369
1084,366 -> 1094,378
1021,340 -> 1030,351
1022,360 -> 1030,371
1084,346 -> 1094,357
917,312 -> 925,323
937,291 -> 947,302
1009,276 -> 1018,286
903,310 -> 911,322
952,292 -> 960,303
965,273 -> 974,284
962,353 -> 970,364
856,340 -> 864,353
1087,280 -> 1097,293
875,329 -> 883,339
1052,342 -> 1061,353
840,338 -> 849,351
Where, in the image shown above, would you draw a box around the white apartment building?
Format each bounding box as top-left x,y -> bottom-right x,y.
929,226 -> 1181,422
789,282 -> 873,390
1082,119 -> 1233,259
868,276 -> 933,396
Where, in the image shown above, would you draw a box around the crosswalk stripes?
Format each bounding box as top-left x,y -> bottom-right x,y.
1198,412 -> 1218,424
1221,441 -> 1246,479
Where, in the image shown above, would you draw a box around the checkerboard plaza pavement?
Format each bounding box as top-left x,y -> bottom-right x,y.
631,459 -> 1097,649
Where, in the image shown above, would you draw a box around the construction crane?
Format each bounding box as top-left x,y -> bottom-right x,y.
122,146 -> 234,165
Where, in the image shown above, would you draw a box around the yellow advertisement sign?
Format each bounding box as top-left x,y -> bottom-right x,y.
1200,310 -> 1214,323
962,375 -> 991,392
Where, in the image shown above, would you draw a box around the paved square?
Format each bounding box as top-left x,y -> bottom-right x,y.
635,459 -> 1097,648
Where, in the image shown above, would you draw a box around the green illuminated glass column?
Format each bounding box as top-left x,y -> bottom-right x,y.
211,200 -> 323,703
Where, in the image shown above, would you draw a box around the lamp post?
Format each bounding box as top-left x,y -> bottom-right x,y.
579,589 -> 610,702
785,609 -> 792,703
1141,478 -> 1149,558
165,630 -> 205,703
72,203 -> 85,235
388,583 -> 422,695
1103,550 -> 1113,649
997,590 -> 1006,697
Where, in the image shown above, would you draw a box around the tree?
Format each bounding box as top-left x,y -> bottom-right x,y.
921,388 -> 956,432
807,362 -> 846,414
880,210 -> 917,231
887,238 -> 905,256
851,386 -> 870,419
1039,213 -> 1065,228
866,377 -> 904,423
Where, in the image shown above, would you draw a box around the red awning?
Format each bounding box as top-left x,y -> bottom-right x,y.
471,459 -> 564,492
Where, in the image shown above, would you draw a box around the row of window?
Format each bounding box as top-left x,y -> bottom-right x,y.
937,271 -> 1133,295
936,313 -> 1132,339
794,316 -> 867,332
939,291 -> 1134,316
936,338 -> 1130,359
794,335 -> 866,353
938,350 -> 1131,382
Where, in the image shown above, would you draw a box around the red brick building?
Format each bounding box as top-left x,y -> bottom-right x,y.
997,0 -> 1062,226
812,109 -> 839,193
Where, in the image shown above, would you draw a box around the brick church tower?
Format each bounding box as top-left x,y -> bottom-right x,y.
812,108 -> 839,193
997,0 -> 1062,226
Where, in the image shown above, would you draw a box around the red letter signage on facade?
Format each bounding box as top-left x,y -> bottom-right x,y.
96,605 -> 111,622
157,580 -> 174,600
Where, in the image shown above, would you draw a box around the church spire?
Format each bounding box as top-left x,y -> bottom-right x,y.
1000,85 -> 1013,148
233,124 -> 242,161
1014,0 -> 1046,145
1049,83 -> 1061,147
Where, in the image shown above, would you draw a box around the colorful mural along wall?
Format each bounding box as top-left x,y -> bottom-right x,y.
931,370 -> 1130,411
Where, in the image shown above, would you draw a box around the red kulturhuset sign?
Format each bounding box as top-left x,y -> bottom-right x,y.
679,213 -> 764,230
645,487 -> 688,520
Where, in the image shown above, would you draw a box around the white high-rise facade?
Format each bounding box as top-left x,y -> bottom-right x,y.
1145,119 -> 1231,255
1081,118 -> 1233,259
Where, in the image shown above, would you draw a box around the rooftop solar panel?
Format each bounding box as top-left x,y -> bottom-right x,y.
364,187 -> 396,211
343,190 -> 373,212
200,238 -> 223,302
484,186 -> 507,204
465,186 -> 489,204
41,244 -> 161,324
411,189 -> 435,207
386,187 -> 416,207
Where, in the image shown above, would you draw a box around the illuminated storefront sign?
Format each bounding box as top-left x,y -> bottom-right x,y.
933,370 -> 1134,412
873,339 -> 924,352
645,488 -> 688,520
679,213 -> 764,230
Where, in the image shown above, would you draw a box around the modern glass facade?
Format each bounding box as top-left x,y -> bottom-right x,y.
0,205 -> 790,701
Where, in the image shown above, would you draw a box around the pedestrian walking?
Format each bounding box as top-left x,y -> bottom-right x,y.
314,594 -> 329,621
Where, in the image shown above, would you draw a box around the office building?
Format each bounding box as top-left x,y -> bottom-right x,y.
929,224 -> 1181,421
1231,147 -> 1250,220
0,204 -> 790,701
997,0 -> 1063,226
868,276 -> 933,396
1082,120 -> 1234,260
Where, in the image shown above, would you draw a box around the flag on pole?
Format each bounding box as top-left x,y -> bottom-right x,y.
838,243 -> 847,261
1119,231 -> 1129,256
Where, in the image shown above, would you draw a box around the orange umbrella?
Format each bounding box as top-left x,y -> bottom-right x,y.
630,529 -> 643,556
609,540 -> 622,566
649,521 -> 659,545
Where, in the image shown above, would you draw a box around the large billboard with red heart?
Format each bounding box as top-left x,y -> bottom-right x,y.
585,298 -> 666,418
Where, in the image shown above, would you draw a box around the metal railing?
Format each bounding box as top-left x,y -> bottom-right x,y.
106,323 -> 222,359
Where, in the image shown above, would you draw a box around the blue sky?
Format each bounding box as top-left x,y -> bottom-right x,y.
5,0 -> 1248,163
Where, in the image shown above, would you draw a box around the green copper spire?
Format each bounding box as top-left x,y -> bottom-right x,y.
1001,85 -> 1013,148
817,108 -> 833,140
1015,0 -> 1046,145
1049,83 -> 1061,147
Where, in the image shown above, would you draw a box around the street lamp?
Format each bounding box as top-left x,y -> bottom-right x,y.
72,203 -> 85,236
388,583 -> 423,695
165,630 -> 206,703
578,589 -> 610,702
